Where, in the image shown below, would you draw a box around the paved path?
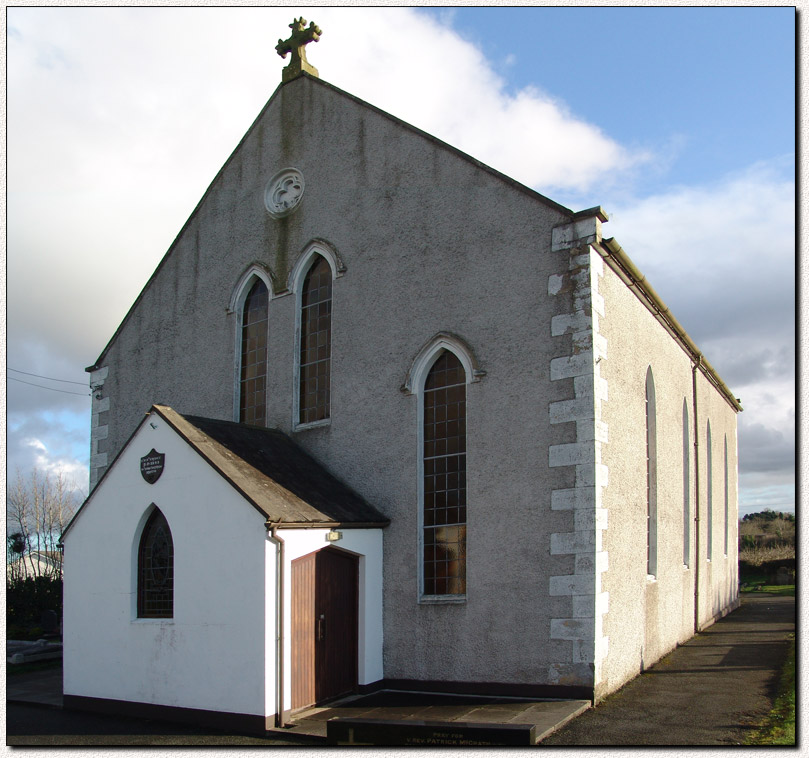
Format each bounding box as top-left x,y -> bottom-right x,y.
543,593 -> 795,746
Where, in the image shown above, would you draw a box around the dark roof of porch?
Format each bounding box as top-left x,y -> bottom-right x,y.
154,405 -> 389,528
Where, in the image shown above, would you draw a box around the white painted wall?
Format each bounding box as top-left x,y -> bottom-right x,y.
64,412 -> 269,716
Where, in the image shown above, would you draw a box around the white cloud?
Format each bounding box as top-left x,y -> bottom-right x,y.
314,8 -> 649,194
8,418 -> 89,497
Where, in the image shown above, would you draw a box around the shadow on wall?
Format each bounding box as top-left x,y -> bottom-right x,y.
710,561 -> 739,621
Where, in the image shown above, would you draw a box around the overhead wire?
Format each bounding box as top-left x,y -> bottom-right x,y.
8,368 -> 87,386
8,376 -> 90,397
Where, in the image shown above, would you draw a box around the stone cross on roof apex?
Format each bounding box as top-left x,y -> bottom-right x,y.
276,18 -> 322,83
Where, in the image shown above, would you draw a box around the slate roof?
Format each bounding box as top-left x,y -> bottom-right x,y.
154,405 -> 389,528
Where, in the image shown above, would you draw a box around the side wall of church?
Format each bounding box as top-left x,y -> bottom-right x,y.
594,252 -> 739,698
89,76 -> 593,689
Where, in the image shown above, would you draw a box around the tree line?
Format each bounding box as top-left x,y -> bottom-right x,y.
7,468 -> 82,637
7,468 -> 79,581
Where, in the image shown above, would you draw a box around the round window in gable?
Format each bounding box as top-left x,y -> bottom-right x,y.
265,168 -> 305,218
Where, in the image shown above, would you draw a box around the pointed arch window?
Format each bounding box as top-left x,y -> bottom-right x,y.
138,508 -> 173,619
645,368 -> 658,577
423,350 -> 467,597
299,255 -> 332,424
707,422 -> 713,561
683,399 -> 691,567
239,278 -> 269,426
724,435 -> 729,557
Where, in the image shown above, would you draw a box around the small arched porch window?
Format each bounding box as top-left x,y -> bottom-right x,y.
137,508 -> 174,618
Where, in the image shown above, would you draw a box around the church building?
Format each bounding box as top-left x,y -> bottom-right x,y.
62,19 -> 741,733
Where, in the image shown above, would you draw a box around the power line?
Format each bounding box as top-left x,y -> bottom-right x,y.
8,376 -> 90,397
8,368 -> 87,386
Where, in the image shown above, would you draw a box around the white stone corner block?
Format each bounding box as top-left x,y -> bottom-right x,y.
574,419 -> 608,444
550,397 -> 595,425
574,508 -> 609,533
595,590 -> 610,616
94,396 -> 111,412
552,223 -> 574,252
594,420 -> 609,444
548,274 -> 566,296
576,463 -> 609,488
595,377 -> 609,402
593,333 -> 608,358
572,594 -> 595,618
90,453 -> 109,468
551,531 -> 595,555
550,352 -> 594,381
550,574 -> 595,596
551,312 -> 592,337
549,442 -> 596,468
551,487 -> 597,511
588,247 -> 604,276
551,617 -> 595,641
89,366 -> 109,384
90,425 -> 109,442
547,662 -> 594,686
571,331 -> 594,353
572,640 -> 595,664
570,255 -> 592,274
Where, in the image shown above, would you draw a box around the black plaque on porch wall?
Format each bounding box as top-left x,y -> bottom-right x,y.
140,449 -> 165,484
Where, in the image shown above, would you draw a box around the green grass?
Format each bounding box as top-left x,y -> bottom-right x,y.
744,636 -> 795,745
740,584 -> 795,596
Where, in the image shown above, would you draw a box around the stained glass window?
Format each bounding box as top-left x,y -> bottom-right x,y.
240,279 -> 269,426
138,508 -> 173,618
299,257 -> 332,424
423,351 -> 466,596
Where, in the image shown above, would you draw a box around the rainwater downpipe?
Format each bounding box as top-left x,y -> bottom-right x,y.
691,360 -> 701,635
268,522 -> 286,728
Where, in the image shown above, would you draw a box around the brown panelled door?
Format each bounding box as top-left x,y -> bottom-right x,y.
291,547 -> 359,710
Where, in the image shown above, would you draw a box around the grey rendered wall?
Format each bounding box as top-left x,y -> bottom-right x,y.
89,75 -> 588,688
595,250 -> 739,698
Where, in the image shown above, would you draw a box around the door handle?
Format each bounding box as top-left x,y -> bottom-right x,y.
317,614 -> 326,641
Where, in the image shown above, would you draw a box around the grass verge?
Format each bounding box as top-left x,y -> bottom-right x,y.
744,635 -> 795,745
740,584 -> 795,596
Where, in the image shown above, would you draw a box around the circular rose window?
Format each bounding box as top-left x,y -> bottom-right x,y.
265,168 -> 305,218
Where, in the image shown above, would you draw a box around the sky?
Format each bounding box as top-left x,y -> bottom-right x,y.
6,5 -> 796,518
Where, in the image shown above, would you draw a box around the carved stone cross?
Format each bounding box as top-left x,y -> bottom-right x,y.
276,18 -> 322,82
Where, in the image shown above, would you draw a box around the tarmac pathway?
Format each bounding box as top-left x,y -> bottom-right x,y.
543,593 -> 795,746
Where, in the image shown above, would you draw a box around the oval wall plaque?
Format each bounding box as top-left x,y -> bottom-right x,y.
140,449 -> 165,484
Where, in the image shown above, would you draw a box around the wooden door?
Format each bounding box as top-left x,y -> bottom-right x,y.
291,547 -> 358,710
